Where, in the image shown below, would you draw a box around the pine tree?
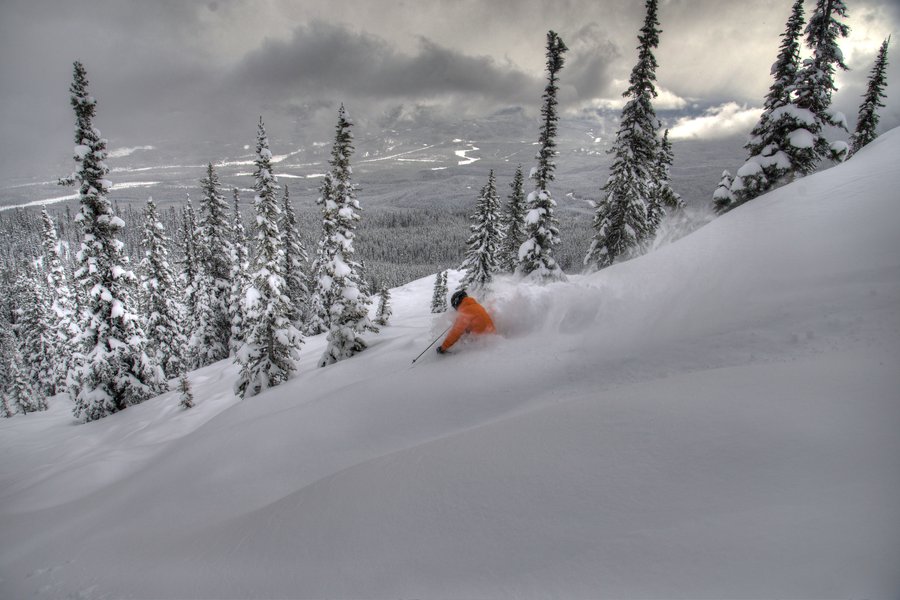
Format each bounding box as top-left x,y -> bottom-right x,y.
460,170 -> 502,292
178,195 -> 201,366
431,270 -> 449,313
281,185 -> 310,328
9,346 -> 47,414
0,392 -> 12,418
234,117 -> 303,399
319,106 -> 374,367
498,165 -> 526,274
228,189 -> 251,356
374,286 -> 392,327
306,173 -> 335,336
729,0 -> 808,206
850,37 -> 891,156
0,315 -> 17,417
794,0 -> 850,171
140,197 -> 187,379
194,163 -> 234,365
59,62 -> 166,422
712,170 -> 736,214
178,373 -> 194,409
518,31 -> 568,283
40,210 -> 79,393
585,0 -> 660,270
12,263 -> 56,397
647,129 -> 682,232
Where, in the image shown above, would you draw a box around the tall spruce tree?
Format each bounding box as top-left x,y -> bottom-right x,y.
178,195 -> 201,366
13,264 -> 56,396
460,170 -> 502,292
517,31 -> 568,283
431,270 -> 449,313
281,185 -> 310,328
39,210 -> 78,393
319,106 -> 374,367
234,117 -> 302,399
0,313 -> 18,417
794,0 -> 850,171
850,37 -> 891,156
194,163 -> 234,365
498,165 -> 526,273
59,62 -> 165,421
647,128 -> 682,232
228,189 -> 251,356
140,197 -> 187,379
728,0 -> 807,209
585,0 -> 661,270
8,345 -> 47,414
307,173 -> 335,336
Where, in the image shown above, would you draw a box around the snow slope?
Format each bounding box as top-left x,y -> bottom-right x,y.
2,130 -> 900,598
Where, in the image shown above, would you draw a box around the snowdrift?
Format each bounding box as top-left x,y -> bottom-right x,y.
2,130 -> 899,598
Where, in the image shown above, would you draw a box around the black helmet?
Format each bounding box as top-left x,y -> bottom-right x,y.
450,289 -> 468,310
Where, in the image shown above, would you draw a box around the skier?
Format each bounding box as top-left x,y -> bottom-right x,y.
437,290 -> 496,354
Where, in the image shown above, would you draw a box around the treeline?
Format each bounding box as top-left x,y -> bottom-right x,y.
0,196 -> 595,293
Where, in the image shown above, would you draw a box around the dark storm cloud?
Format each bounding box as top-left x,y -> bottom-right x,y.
563,24 -> 623,100
231,21 -> 540,105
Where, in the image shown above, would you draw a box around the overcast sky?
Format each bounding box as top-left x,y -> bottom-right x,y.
0,0 -> 897,178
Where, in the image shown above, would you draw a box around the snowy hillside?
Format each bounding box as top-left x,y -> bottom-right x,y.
2,129 -> 899,598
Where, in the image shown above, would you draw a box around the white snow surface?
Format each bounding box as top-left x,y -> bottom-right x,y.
789,128 -> 816,149
2,130 -> 900,598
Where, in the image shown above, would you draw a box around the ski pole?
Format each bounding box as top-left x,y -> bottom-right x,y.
412,326 -> 451,364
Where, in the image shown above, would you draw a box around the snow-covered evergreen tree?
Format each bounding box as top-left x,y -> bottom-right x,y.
518,31 -> 568,283
178,195 -> 201,366
647,129 -> 682,232
793,0 -> 850,170
8,346 -> 47,415
281,185 -> 310,328
584,0 -> 660,270
140,197 -> 187,379
234,117 -> 302,399
0,314 -> 16,417
0,392 -> 12,418
194,162 -> 234,365
319,106 -> 374,367
59,61 -> 166,422
306,173 -> 335,336
39,210 -> 79,393
712,170 -> 736,214
498,165 -> 526,274
374,286 -> 392,327
178,373 -> 194,409
228,189 -> 251,356
13,264 -> 56,396
850,37 -> 891,156
460,170 -> 502,292
729,0 -> 808,207
431,270 -> 449,313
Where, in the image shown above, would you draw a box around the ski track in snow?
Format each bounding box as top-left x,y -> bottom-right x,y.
359,143 -> 439,164
0,182 -> 161,212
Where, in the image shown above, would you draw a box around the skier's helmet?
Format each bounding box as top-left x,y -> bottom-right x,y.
450,289 -> 468,310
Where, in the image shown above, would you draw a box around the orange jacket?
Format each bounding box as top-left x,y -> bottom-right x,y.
440,296 -> 496,351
